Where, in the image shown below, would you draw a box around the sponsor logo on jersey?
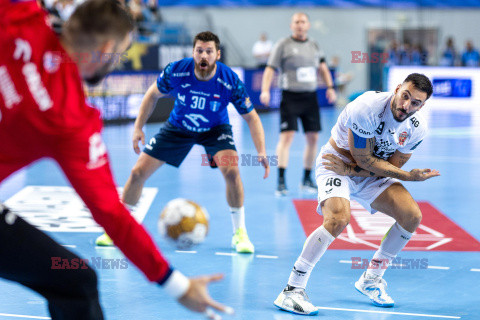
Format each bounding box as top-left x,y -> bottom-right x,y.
217,78 -> 232,90
177,94 -> 186,104
399,131 -> 408,146
213,94 -> 220,99
181,83 -> 191,88
0,66 -> 22,109
210,100 -> 221,112
173,72 -> 190,77
87,133 -> 107,169
23,63 -> 53,111
352,123 -> 371,135
184,113 -> 209,127
388,129 -> 395,135
43,51 -> 61,73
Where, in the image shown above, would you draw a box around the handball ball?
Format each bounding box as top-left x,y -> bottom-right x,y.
158,198 -> 209,249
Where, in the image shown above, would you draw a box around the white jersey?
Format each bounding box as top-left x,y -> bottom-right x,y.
331,91 -> 427,160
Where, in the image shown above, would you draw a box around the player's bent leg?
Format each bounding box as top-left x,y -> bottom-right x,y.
275,197 -> 349,315
321,197 -> 351,237
122,152 -> 166,206
96,153 -> 164,246
355,183 -> 420,308
300,132 -> 319,193
276,130 -> 295,196
216,149 -> 254,253
0,206 -> 104,319
371,183 -> 422,233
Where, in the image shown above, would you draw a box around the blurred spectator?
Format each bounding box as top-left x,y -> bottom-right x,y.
252,32 -> 273,69
461,40 -> 480,67
330,55 -> 353,106
440,37 -> 457,66
399,41 -> 412,65
386,40 -> 400,66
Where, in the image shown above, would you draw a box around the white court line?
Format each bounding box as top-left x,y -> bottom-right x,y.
215,252 -> 237,256
0,313 -> 50,319
256,255 -> 278,259
427,266 -> 450,270
175,250 -> 197,254
61,245 -> 76,248
470,268 -> 480,272
316,306 -> 460,319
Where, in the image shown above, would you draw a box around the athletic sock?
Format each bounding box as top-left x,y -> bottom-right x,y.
230,206 -> 245,233
366,222 -> 413,278
303,169 -> 312,182
287,225 -> 335,288
279,167 -> 286,184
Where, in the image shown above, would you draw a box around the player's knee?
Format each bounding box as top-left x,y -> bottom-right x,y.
280,133 -> 295,146
222,166 -> 240,182
69,265 -> 99,298
403,208 -> 422,229
306,133 -> 318,146
130,165 -> 148,183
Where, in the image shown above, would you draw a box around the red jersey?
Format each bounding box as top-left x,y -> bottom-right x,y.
0,0 -> 171,283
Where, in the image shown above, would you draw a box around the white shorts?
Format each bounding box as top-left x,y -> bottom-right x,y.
315,142 -> 400,214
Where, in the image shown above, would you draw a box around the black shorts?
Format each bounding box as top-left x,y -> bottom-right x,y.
143,121 -> 236,168
279,90 -> 321,132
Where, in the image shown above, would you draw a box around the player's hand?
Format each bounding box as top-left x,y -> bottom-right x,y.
178,274 -> 234,320
322,153 -> 352,176
408,168 -> 440,181
258,154 -> 270,179
326,88 -> 337,104
132,128 -> 145,154
260,91 -> 271,107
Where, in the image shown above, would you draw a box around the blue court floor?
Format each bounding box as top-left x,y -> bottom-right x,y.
1,107 -> 479,320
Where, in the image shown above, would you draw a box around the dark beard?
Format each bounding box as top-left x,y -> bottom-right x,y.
195,62 -> 215,79
391,97 -> 415,122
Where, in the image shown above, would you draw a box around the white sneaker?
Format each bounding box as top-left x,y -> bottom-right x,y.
355,272 -> 394,307
274,286 -> 319,316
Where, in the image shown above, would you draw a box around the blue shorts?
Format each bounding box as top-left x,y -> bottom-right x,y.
143,122 -> 236,168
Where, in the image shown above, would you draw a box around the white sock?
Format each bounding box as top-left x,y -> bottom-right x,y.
288,225 -> 335,289
230,207 -> 245,233
366,222 -> 413,278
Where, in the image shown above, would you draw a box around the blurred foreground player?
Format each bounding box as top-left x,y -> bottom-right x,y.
274,73 -> 439,315
96,31 -> 269,253
0,1 -> 231,319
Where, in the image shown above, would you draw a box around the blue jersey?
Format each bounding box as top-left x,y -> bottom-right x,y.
157,58 -> 254,132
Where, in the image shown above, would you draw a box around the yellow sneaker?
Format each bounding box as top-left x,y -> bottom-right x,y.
95,233 -> 114,246
231,228 -> 254,253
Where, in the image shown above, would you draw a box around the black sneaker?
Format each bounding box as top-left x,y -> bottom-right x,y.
300,178 -> 317,194
275,182 -> 289,197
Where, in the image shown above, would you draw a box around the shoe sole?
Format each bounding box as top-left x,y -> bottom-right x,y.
273,302 -> 319,316
299,185 -> 317,194
354,283 -> 394,308
275,190 -> 289,197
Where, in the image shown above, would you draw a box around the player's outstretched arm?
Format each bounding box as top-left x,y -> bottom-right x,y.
179,274 -> 234,319
132,82 -> 164,154
259,66 -> 275,106
348,130 -> 440,181
242,109 -> 269,179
